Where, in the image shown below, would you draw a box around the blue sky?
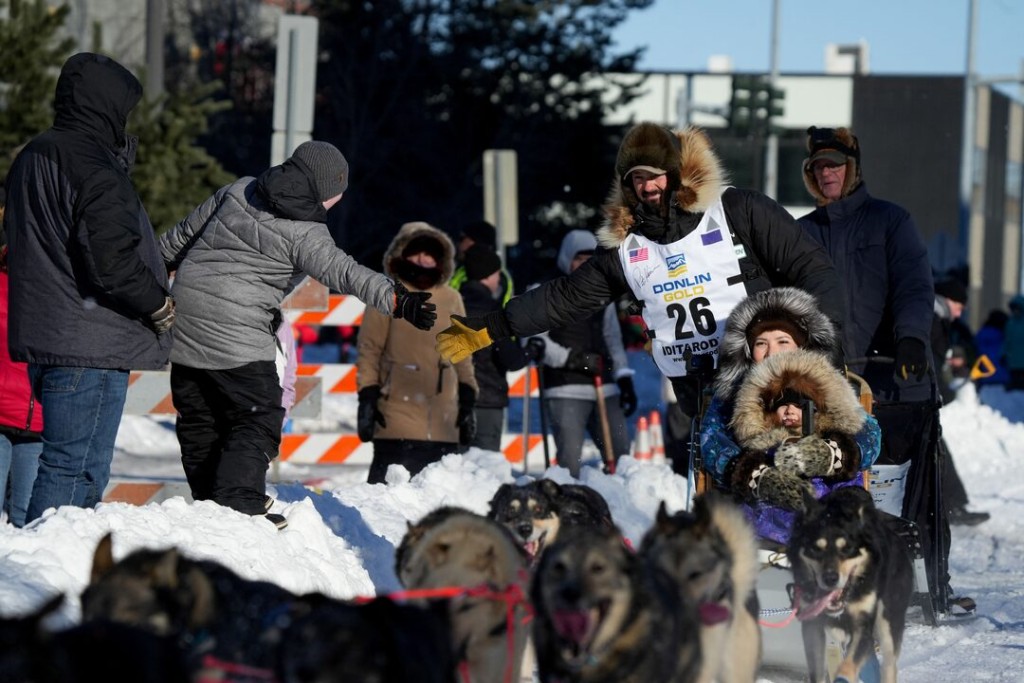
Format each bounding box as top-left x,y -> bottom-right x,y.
613,0 -> 1023,88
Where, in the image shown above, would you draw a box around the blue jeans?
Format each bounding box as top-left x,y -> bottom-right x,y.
0,434 -> 42,527
26,366 -> 129,523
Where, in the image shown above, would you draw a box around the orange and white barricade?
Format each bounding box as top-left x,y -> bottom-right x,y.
285,294 -> 366,326
507,367 -> 540,398
125,372 -> 322,418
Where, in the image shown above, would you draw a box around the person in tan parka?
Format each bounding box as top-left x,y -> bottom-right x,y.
357,222 -> 477,483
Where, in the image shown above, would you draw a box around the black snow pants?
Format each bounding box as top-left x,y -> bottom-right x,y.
368,439 -> 458,484
171,361 -> 284,515
873,399 -> 952,613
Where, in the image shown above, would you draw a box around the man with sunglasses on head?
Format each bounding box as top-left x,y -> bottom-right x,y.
797,126 -> 974,619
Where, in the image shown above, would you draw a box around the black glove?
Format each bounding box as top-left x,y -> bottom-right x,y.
457,383 -> 477,445
564,350 -> 602,376
357,386 -> 386,442
393,282 -> 437,330
894,337 -> 928,383
524,337 -> 546,363
617,376 -> 637,416
148,296 -> 176,334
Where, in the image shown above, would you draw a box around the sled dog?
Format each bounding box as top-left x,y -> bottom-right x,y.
531,525 -> 701,683
788,487 -> 913,683
0,594 -> 188,682
397,506 -> 531,683
487,479 -> 614,564
640,492 -> 761,683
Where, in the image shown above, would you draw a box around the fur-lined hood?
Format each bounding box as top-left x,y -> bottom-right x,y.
801,126 -> 862,207
596,124 -> 727,249
713,287 -> 839,401
730,349 -> 864,452
382,221 -> 456,286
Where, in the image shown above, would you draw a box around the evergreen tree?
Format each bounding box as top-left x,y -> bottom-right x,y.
130,80 -> 236,233
312,0 -> 653,283
0,0 -> 74,179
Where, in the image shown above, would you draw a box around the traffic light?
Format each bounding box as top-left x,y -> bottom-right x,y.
729,75 -> 785,135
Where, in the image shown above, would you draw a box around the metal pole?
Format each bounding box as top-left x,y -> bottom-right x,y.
285,27 -> 299,157
763,0 -> 780,199
145,0 -> 164,99
958,0 -> 978,263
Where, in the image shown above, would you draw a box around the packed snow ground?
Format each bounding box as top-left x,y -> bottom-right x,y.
1,380 -> 1022,682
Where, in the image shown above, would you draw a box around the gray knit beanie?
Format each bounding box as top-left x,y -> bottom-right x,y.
291,141 -> 349,201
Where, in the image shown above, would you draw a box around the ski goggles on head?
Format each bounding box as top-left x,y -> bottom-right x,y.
806,126 -> 859,160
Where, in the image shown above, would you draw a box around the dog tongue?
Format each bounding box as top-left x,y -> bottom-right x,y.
699,602 -> 731,625
797,589 -> 842,621
552,610 -> 591,644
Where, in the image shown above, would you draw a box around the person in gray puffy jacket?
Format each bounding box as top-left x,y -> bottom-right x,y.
160,141 -> 436,526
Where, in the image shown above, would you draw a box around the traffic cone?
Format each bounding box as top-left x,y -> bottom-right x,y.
649,410 -> 666,465
632,416 -> 651,461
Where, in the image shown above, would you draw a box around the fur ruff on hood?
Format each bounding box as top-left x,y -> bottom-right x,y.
730,349 -> 865,452
596,124 -> 727,249
713,287 -> 839,401
801,126 -> 862,207
382,221 -> 456,286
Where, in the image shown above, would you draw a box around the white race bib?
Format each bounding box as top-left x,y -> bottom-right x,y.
619,197 -> 748,377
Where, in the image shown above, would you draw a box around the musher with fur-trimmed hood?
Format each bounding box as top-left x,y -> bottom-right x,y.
437,122 -> 847,474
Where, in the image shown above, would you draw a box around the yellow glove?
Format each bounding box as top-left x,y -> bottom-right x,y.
436,315 -> 493,364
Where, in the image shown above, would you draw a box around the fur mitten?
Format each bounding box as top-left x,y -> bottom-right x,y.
774,432 -> 860,480
756,469 -> 815,511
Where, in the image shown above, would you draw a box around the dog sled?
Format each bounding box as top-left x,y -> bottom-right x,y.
685,366 -> 947,681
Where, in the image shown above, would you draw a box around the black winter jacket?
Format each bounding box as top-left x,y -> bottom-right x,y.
3,53 -> 171,370
798,183 -> 934,401
461,281 -> 526,409
499,128 -> 845,359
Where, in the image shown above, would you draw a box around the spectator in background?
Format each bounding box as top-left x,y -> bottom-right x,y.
357,223 -> 476,483
161,141 -> 436,528
797,125 -> 971,616
525,230 -> 636,477
1002,295 -> 1024,391
459,244 -> 527,453
932,278 -> 989,526
4,53 -> 174,523
0,196 -> 42,528
450,220 -> 515,305
974,309 -> 1009,386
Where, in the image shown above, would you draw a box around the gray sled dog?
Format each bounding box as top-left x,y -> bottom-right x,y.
531,525 -> 701,683
788,487 -> 913,683
487,478 -> 614,565
397,506 -> 531,683
640,492 -> 761,683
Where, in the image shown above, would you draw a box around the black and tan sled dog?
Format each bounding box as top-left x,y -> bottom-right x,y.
531,525 -> 701,683
487,479 -> 614,565
640,492 -> 761,683
788,487 -> 913,683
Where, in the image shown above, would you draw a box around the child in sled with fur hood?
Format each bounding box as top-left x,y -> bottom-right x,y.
701,287 -> 881,545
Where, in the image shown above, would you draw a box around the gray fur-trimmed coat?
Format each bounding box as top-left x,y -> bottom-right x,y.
161,178 -> 396,370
